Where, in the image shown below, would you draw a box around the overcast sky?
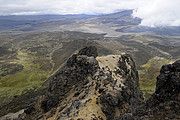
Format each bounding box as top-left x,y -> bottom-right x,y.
0,0 -> 179,27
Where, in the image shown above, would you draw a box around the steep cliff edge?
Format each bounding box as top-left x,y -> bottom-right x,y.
120,60 -> 180,120
21,46 -> 142,120
143,60 -> 180,119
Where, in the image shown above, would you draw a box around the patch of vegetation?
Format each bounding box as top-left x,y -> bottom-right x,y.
0,64 -> 23,78
138,57 -> 171,99
149,42 -> 180,59
0,47 -> 14,57
0,51 -> 52,106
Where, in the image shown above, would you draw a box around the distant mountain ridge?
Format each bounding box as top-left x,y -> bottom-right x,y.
0,14 -> 96,31
0,10 -> 180,36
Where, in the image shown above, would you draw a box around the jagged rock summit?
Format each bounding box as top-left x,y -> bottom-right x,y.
22,46 -> 142,120
2,46 -> 179,120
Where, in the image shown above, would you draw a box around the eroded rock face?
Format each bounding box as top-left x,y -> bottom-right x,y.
120,60 -> 180,120
23,46 -> 142,120
144,60 -> 180,119
40,50 -> 99,113
156,60 -> 180,98
148,60 -> 180,103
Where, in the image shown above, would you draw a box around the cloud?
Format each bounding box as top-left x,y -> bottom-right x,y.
133,0 -> 180,27
0,0 -> 179,26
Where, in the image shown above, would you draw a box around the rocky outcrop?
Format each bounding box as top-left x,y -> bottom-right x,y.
120,60 -> 180,120
2,46 -> 178,120
78,46 -> 98,58
143,60 -> 180,119
3,46 -> 179,120
22,46 -> 142,120
147,60 -> 180,107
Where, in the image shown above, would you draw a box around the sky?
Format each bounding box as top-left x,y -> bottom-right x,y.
0,0 -> 179,27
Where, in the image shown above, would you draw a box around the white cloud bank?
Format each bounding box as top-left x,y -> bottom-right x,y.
133,0 -> 180,27
0,0 -> 179,26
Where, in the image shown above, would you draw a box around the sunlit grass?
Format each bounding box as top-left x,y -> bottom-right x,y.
0,50 -> 51,106
138,57 -> 171,99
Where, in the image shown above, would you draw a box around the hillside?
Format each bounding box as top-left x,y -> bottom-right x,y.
0,10 -> 179,118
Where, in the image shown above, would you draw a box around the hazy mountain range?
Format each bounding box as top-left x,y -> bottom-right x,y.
0,10 -> 180,36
